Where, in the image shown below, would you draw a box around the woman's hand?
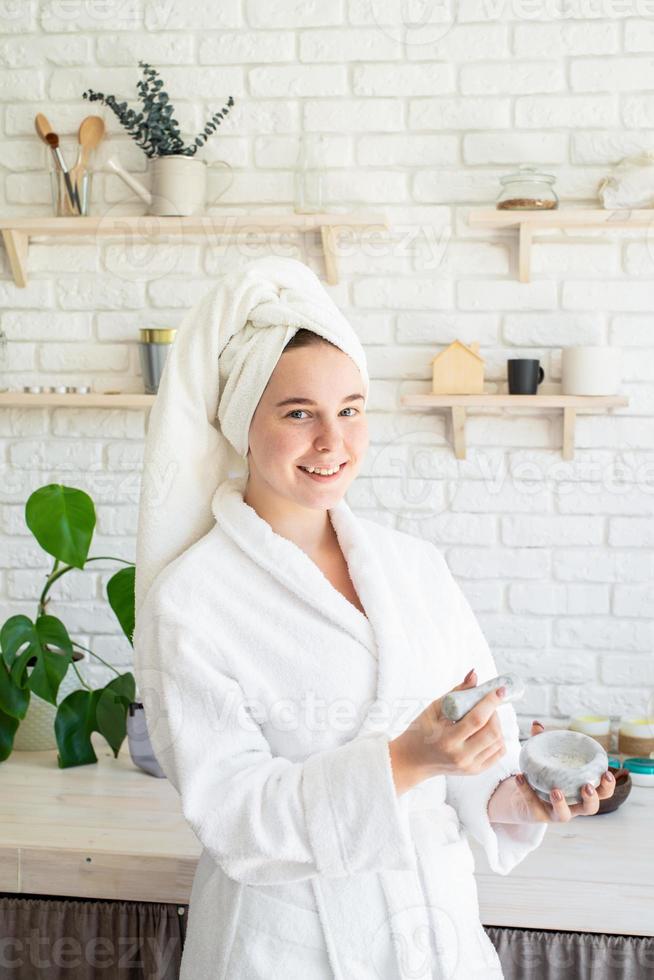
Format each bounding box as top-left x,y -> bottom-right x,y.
488,721 -> 617,824
389,668 -> 507,795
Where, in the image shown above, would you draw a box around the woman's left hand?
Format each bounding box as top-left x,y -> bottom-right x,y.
489,722 -> 617,824
517,722 -> 616,821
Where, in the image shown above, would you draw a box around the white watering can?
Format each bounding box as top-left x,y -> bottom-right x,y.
105,154 -> 233,216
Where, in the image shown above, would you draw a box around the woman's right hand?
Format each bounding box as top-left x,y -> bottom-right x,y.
388,669 -> 508,795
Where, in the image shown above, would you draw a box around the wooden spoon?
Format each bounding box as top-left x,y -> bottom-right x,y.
69,116 -> 105,213
34,112 -> 53,145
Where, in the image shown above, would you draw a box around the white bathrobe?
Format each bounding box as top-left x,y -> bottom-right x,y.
133,474 -> 547,980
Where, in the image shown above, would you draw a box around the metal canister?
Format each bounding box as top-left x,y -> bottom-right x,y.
138,328 -> 177,394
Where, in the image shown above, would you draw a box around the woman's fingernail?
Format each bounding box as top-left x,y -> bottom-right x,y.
464,668 -> 476,683
585,783 -> 594,795
533,720 -> 544,728
552,789 -> 563,802
604,771 -> 614,781
496,686 -> 506,698
515,773 -> 525,786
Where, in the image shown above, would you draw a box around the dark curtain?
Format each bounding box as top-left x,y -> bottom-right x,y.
0,894 -> 187,980
1,894 -> 652,979
485,926 -> 654,980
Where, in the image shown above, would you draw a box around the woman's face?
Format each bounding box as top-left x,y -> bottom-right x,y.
246,342 -> 369,510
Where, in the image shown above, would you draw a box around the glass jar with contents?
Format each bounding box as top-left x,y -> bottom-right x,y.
496,165 -> 559,211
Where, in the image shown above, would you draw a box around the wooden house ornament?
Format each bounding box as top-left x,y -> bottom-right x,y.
431,340 -> 484,395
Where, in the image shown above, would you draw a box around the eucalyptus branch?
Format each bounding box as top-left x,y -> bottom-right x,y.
83,60 -> 235,158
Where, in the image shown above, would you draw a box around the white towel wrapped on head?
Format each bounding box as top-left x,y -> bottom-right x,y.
134,256 -> 370,619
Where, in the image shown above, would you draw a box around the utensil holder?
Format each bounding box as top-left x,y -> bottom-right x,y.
49,165 -> 93,217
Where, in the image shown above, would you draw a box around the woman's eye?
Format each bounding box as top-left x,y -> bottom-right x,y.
286,408 -> 359,419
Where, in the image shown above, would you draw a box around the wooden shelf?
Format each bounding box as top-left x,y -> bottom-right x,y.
400,392 -> 629,460
467,207 -> 654,282
0,392 -> 155,408
0,211 -> 388,288
4,391 -> 629,459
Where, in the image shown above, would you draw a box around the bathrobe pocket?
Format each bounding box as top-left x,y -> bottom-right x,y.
225,884 -> 331,979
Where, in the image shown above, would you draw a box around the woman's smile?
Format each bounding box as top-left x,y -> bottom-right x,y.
297,461 -> 349,481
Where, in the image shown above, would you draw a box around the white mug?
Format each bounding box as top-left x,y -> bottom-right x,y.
561,346 -> 622,396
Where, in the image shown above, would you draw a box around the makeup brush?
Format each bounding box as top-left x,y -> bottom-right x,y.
35,113 -> 79,212
45,131 -> 79,213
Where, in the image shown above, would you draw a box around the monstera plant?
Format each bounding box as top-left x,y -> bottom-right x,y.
0,484 -> 136,768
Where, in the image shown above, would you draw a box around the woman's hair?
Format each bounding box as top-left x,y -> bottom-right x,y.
283,327 -> 338,352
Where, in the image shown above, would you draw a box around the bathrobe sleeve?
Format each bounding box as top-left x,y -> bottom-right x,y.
133,604 -> 417,887
428,548 -> 548,876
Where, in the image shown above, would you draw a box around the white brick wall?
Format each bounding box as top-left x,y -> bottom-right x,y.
1,1 -> 652,727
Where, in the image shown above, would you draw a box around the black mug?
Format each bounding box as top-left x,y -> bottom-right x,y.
507,359 -> 544,395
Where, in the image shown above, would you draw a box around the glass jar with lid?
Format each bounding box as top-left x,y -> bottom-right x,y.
496,165 -> 559,211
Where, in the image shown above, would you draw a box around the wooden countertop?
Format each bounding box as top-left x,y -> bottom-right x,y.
471,784 -> 653,937
1,735 -> 651,935
0,734 -> 200,906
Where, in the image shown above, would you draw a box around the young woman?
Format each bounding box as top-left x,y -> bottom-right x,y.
134,258 -> 615,980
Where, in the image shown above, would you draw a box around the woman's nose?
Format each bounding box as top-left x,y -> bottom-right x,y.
314,419 -> 343,449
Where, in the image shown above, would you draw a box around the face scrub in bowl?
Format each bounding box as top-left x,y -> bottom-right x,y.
519,729 -> 609,805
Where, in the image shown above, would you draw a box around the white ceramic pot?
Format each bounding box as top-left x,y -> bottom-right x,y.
106,154 -> 233,217
12,663 -> 83,752
561,346 -> 622,396
149,155 -> 207,216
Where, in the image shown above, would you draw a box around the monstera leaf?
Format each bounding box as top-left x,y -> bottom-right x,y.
55,671 -> 136,768
25,484 -> 95,568
95,673 -> 136,755
0,659 -> 27,762
106,565 -> 136,646
0,614 -> 74,762
0,655 -> 29,720
0,615 -> 73,701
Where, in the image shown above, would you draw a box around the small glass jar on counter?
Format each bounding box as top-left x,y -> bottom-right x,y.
496,165 -> 559,211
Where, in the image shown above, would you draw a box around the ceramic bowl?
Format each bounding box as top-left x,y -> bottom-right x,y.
519,729 -> 609,805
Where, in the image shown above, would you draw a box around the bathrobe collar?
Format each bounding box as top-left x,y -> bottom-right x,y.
211,474 -> 415,740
